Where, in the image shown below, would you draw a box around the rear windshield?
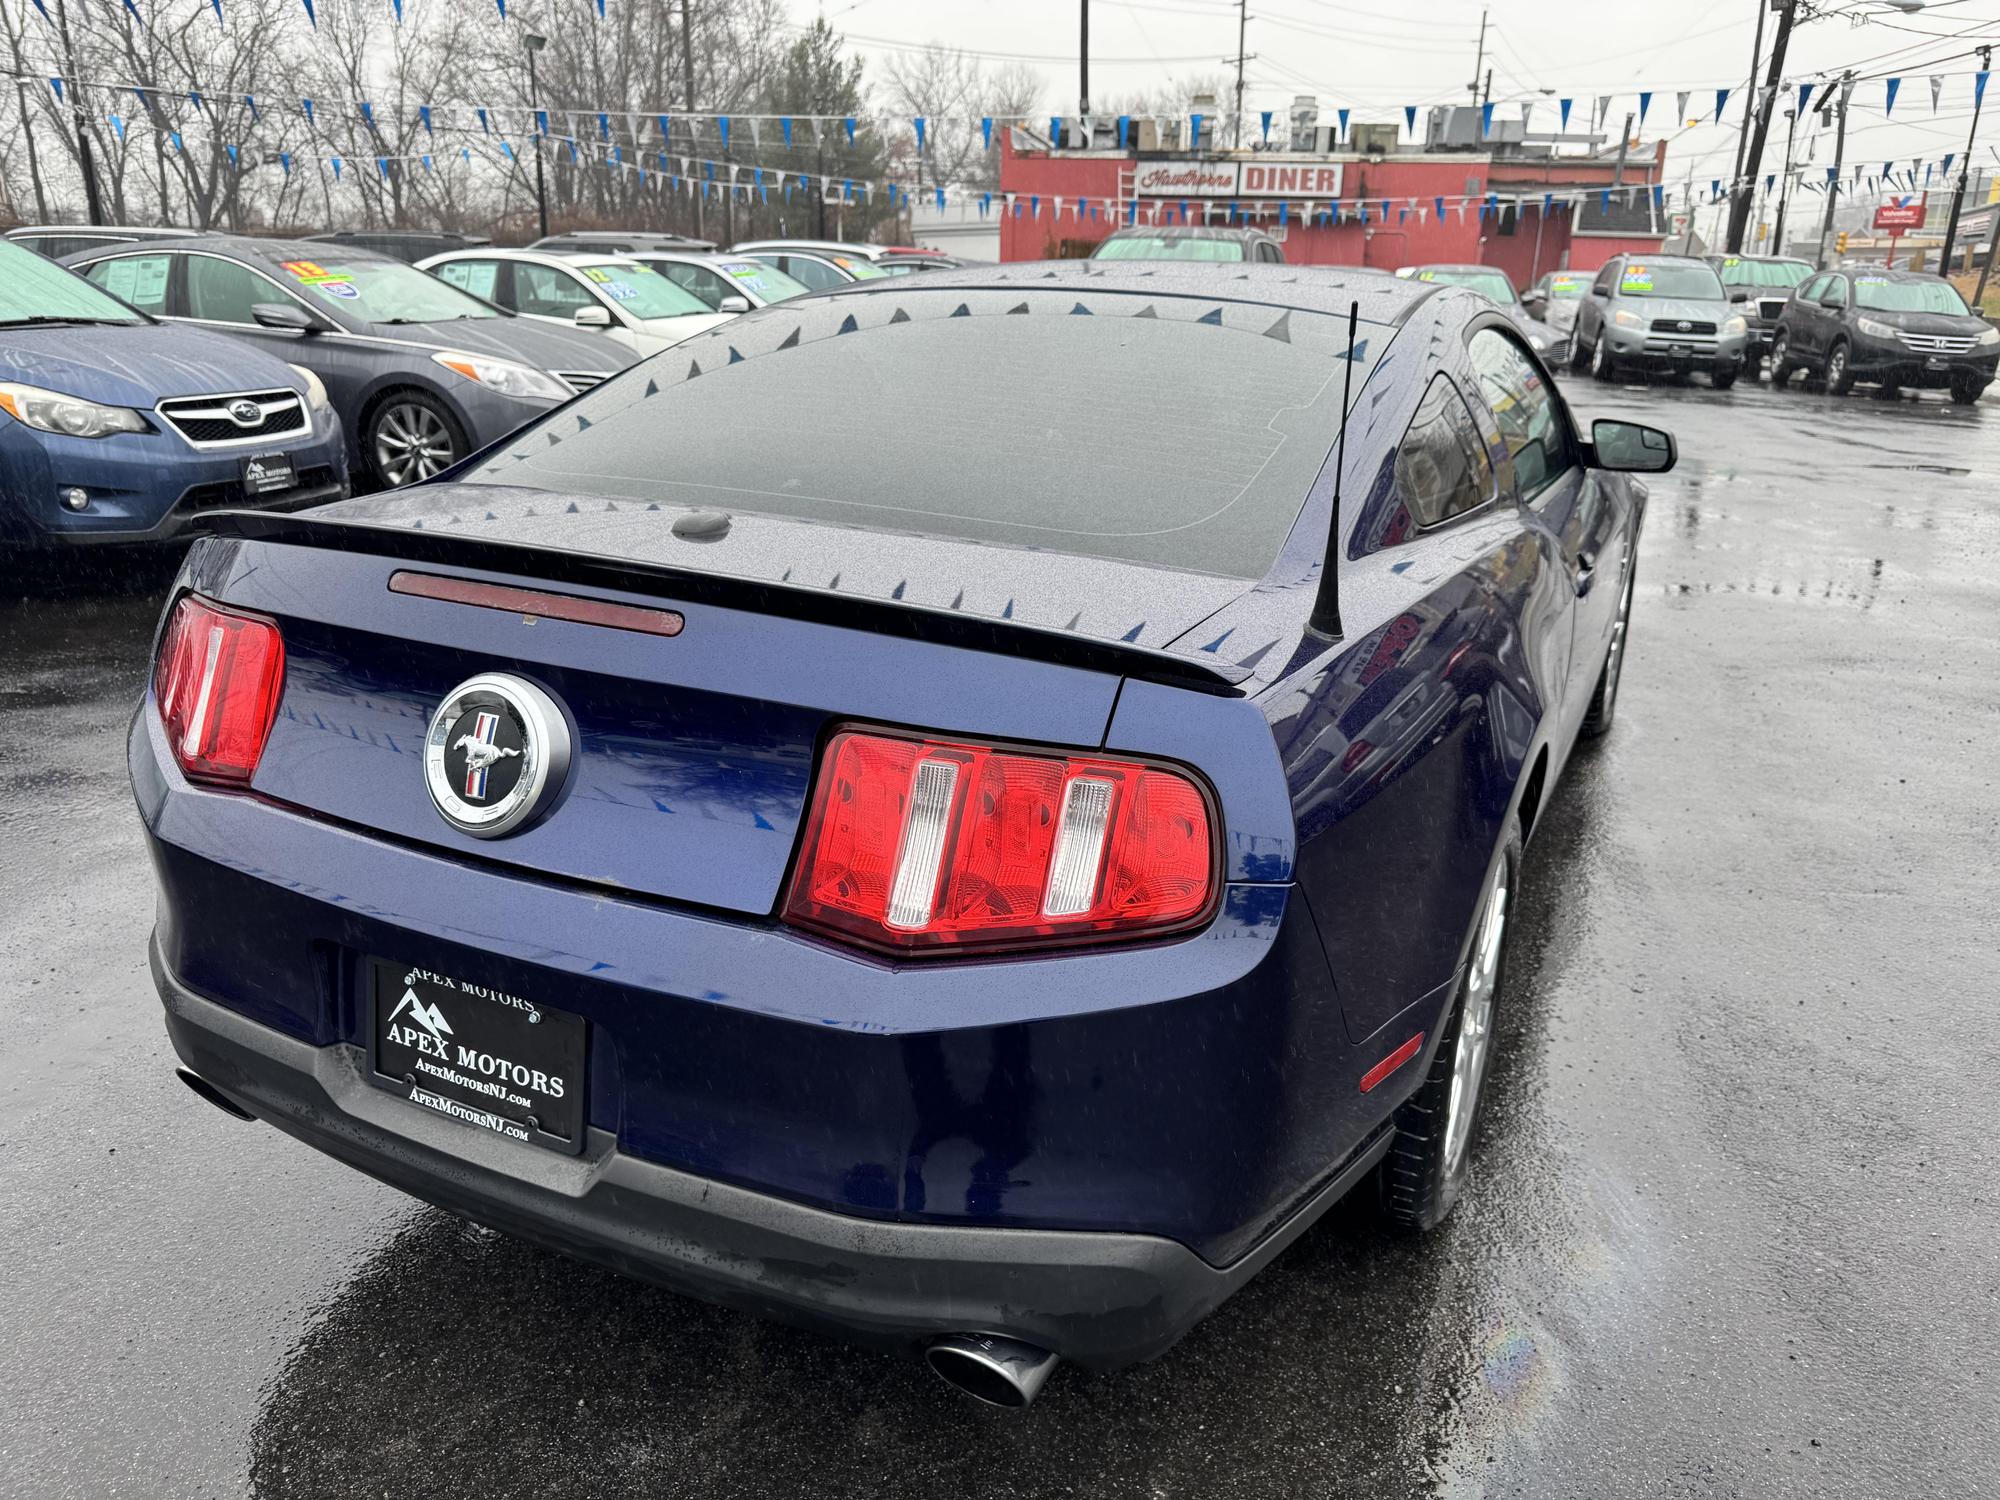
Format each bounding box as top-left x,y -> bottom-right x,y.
0,239 -> 146,324
1852,276 -> 1970,314
1095,236 -> 1248,262
1615,262 -> 1725,299
1715,257 -> 1812,289
447,290 -> 1381,578
1410,267 -> 1517,304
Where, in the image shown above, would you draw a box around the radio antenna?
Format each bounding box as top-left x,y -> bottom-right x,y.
1310,300 -> 1358,639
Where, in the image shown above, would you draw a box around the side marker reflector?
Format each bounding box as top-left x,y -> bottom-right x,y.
1359,1032 -> 1426,1093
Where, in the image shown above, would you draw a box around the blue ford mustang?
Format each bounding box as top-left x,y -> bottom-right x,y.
135,264 -> 1672,1406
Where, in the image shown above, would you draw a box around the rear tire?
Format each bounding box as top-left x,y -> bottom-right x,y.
1825,340 -> 1855,396
1379,831 -> 1520,1233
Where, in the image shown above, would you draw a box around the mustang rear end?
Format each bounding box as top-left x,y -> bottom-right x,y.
136,269 -> 1659,1404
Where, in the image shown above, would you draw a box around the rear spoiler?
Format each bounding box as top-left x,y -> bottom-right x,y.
197,509 -> 1252,695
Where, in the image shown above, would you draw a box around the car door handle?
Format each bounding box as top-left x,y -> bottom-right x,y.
1574,550 -> 1597,594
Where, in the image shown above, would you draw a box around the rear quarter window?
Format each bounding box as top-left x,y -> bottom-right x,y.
1393,374 -> 1495,530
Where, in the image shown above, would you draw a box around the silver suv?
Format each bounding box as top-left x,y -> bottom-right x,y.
1569,254 -> 1749,389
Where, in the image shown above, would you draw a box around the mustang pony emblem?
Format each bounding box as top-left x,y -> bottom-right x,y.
453,710 -> 520,798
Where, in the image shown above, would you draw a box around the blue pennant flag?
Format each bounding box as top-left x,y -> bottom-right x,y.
419,105 -> 432,135
211,0 -> 222,24
300,0 -> 314,27
392,0 -> 400,19
1259,109 -> 1272,142
1978,72 -> 1992,111
190,89 -> 203,112
1826,166 -> 1837,185
1637,91 -> 1651,126
1543,192 -> 1553,215
1480,102 -> 1493,138
915,116 -> 926,150
1434,195 -> 1444,219
422,154 -> 431,172
1117,114 -> 1129,148
1765,173 -> 1774,192
331,157 -> 342,180
30,0 -> 48,16
495,0 -> 504,17
779,116 -> 791,147
1560,98 -> 1572,131
982,117 -> 992,150
360,101 -> 373,128
1030,193 -> 1039,218
1190,112 -> 1203,145
476,108 -> 489,134
133,86 -> 148,111
301,97 -> 313,124
279,150 -> 290,174
1944,151 -> 1955,176
1338,107 -> 1349,138
595,0 -> 603,14
500,141 -> 514,161
1711,179 -> 1720,201
535,109 -> 547,137
1280,202 -> 1288,226
245,94 -> 259,119
1798,82 -> 1814,117
122,0 -> 141,20
1886,77 -> 1900,115
1653,184 -> 1665,210
844,116 -> 855,145
1714,89 -> 1728,123
110,114 -> 125,140
658,114 -> 670,141
377,157 -> 389,179
49,78 -> 61,102
719,116 -> 730,149
1600,189 -> 1611,211
599,112 -> 610,139
1405,104 -> 1417,134
1050,114 -> 1062,144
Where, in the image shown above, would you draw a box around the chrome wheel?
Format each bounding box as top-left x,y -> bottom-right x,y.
1603,567 -> 1634,706
373,401 -> 456,487
1826,345 -> 1849,394
1443,867 -> 1507,1178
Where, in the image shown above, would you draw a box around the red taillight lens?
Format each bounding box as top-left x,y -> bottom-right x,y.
153,594 -> 285,786
783,728 -> 1218,954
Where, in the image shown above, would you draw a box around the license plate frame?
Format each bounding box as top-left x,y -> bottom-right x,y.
368,958 -> 587,1156
1925,356 -> 1950,371
241,452 -> 297,496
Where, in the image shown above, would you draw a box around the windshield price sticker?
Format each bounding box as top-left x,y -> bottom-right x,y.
1620,267 -> 1655,292
604,282 -> 639,301
1551,276 -> 1586,292
583,267 -> 613,283
281,260 -> 360,299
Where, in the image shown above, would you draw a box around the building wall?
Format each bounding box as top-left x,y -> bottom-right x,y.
1568,234 -> 1670,273
997,135 -> 1668,289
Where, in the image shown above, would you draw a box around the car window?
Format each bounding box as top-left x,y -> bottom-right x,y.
1466,328 -> 1574,501
769,255 -> 843,292
1797,274 -> 1827,303
574,261 -> 713,318
1094,236 -> 1247,262
514,262 -> 597,319
1820,276 -> 1848,308
1716,257 -> 1813,289
658,262 -> 729,306
434,258 -> 503,302
1593,264 -> 1618,296
270,255 -> 500,321
1394,374 -> 1495,529
185,254 -> 281,324
713,260 -> 807,303
78,253 -> 172,316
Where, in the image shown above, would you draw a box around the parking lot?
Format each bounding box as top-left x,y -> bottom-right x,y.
2,369 -> 1995,1499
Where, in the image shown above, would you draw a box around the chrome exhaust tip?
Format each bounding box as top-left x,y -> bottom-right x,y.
924,1333 -> 1059,1409
175,1066 -> 256,1121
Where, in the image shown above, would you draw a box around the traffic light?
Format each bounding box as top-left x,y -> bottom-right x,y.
1836,231 -> 1849,253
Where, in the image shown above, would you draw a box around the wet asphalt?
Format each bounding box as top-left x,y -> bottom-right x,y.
2,373 -> 1997,1500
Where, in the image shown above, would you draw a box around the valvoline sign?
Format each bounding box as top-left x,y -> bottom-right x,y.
1873,201 -> 1927,231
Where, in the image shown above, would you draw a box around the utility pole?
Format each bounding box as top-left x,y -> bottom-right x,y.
52,0 -> 104,225
1727,0 -> 1799,254
1817,72 -> 1854,268
1972,199 -> 2000,307
1611,112 -> 1633,186
523,34 -> 550,241
1229,0 -> 1252,149
1079,0 -> 1090,119
1481,69 -> 1492,110
1940,43 -> 1993,275
681,0 -> 702,240
1730,0 -> 1769,195
1772,106 -> 1799,254
1469,8 -> 1488,105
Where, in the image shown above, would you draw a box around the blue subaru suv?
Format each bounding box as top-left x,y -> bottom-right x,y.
0,239 -> 347,547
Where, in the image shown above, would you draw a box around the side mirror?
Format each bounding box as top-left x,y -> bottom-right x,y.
1728,288 -> 1751,303
1590,418 -> 1676,474
717,295 -> 751,314
1521,291 -> 1547,315
573,304 -> 614,330
251,301 -> 326,334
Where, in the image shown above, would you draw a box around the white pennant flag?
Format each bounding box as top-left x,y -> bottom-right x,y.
1930,76 -> 1943,112
1596,95 -> 1613,130
1521,102 -> 1534,135
1054,194 -> 1065,218
1675,90 -> 1690,123
748,117 -> 761,151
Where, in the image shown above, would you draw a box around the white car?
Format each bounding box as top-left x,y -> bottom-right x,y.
417,248 -> 734,357
616,252 -> 812,311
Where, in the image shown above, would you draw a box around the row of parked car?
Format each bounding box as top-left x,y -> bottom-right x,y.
0,225 -> 965,550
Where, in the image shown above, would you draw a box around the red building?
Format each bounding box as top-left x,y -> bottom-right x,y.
996,117 -> 1669,286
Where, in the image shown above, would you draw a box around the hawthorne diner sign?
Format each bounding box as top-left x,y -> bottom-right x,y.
1133,161 -> 1345,199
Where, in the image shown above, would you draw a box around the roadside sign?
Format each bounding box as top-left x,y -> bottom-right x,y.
1873,201 -> 1927,231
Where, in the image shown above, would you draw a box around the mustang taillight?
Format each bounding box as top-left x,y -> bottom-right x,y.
153,594 -> 285,786
782,727 -> 1219,955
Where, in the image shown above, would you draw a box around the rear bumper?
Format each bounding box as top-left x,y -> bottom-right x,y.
156,944 -> 1390,1370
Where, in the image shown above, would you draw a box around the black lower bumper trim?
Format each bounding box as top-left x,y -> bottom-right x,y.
153,942 -> 1390,1370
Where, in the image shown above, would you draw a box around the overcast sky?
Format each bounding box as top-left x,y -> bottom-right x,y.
784,0 -> 2000,212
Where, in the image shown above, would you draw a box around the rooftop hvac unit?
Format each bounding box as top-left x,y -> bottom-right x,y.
1287,94 -> 1319,152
